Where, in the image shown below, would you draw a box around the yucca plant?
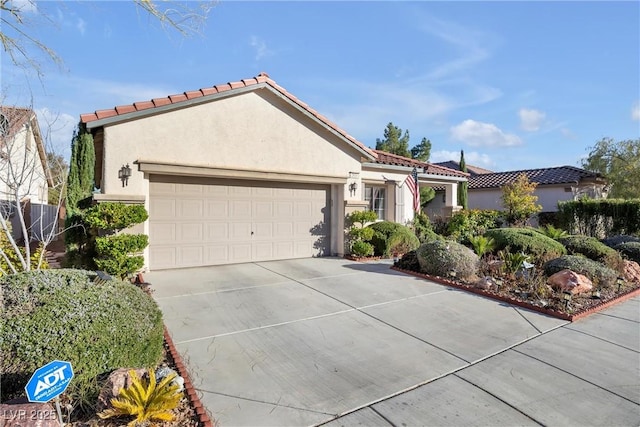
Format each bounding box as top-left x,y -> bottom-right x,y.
499,249 -> 531,277
539,224 -> 568,240
468,235 -> 496,257
98,369 -> 182,426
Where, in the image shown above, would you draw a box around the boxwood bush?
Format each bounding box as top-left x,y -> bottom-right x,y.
0,269 -> 164,406
543,255 -> 618,288
615,242 -> 640,264
559,235 -> 624,272
368,221 -> 419,257
416,240 -> 479,280
484,228 -> 566,263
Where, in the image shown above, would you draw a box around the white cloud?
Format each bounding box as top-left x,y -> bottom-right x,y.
518,108 -> 546,132
430,149 -> 495,169
250,36 -> 273,61
632,102 -> 640,121
77,18 -> 86,35
560,128 -> 576,140
450,119 -> 522,147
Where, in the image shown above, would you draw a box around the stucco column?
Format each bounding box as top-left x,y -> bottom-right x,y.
385,181 -> 396,222
444,182 -> 458,207
331,183 -> 345,257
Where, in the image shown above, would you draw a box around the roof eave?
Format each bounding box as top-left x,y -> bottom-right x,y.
362,162 -> 468,182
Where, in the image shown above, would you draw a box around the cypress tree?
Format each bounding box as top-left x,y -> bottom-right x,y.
458,150 -> 469,210
66,124 -> 95,212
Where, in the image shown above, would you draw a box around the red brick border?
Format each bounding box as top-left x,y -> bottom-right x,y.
163,327 -> 215,427
391,266 -> 640,322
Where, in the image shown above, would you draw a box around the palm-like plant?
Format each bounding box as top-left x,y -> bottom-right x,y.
539,224 -> 568,240
98,369 -> 182,426
468,235 -> 496,257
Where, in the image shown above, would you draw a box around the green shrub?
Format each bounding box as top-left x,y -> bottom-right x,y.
543,255 -> 618,288
615,242 -> 640,263
0,269 -> 164,407
368,221 -> 419,257
559,235 -> 624,272
416,240 -> 479,280
499,249 -> 531,276
84,203 -> 149,231
412,212 -> 438,243
351,240 -> 374,257
447,209 -> 501,243
396,250 -> 420,271
601,234 -> 640,248
485,228 -> 566,263
94,234 -> 149,279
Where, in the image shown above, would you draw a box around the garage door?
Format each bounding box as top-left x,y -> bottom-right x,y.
148,176 -> 330,270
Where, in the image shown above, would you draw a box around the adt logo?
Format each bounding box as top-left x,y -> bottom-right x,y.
25,360 -> 74,403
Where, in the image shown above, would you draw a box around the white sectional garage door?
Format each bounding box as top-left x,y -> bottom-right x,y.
149,176 -> 330,270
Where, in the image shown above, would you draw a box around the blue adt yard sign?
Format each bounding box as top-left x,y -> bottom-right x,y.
25,360 -> 74,403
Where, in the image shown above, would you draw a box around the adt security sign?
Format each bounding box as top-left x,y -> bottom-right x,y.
25,360 -> 74,403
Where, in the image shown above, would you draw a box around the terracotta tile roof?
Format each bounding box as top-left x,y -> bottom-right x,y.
434,161 -> 494,176
372,150 -> 469,178
0,106 -> 33,141
79,72 -> 376,159
468,166 -> 605,189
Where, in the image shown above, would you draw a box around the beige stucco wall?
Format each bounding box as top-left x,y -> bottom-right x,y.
100,89 -> 363,196
468,186 -> 575,212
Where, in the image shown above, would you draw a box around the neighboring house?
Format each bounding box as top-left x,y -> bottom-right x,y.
79,72 -> 467,270
0,106 -> 55,242
428,162 -> 607,220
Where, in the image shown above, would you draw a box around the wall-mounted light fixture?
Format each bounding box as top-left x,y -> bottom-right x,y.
349,181 -> 358,194
118,164 -> 132,187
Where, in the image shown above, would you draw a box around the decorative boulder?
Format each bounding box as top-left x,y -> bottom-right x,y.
623,260 -> 640,283
547,269 -> 593,295
156,365 -> 185,393
474,276 -> 496,291
96,367 -> 147,412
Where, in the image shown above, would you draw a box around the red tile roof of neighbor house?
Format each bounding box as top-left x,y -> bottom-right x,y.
468,165 -> 605,189
0,106 -> 33,141
372,150 -> 469,178
434,161 -> 494,176
79,73 -> 469,178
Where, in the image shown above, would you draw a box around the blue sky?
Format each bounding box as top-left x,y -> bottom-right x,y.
3,1 -> 639,170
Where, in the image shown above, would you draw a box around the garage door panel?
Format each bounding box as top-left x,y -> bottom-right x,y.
150,222 -> 176,243
179,223 -> 204,243
150,178 -> 330,270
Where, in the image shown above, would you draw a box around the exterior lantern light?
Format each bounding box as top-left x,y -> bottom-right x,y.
118,164 -> 132,187
616,277 -> 624,293
495,277 -> 503,292
349,181 -> 358,194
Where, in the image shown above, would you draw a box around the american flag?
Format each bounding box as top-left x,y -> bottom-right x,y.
405,167 -> 420,212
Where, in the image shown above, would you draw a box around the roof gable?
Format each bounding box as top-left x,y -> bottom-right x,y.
80,72 -> 376,161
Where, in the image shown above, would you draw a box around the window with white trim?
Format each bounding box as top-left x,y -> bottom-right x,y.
364,185 -> 386,220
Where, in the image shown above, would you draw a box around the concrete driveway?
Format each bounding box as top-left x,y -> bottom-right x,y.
147,258 -> 640,427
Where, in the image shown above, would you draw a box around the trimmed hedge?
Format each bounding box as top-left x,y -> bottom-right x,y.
446,209 -> 501,243
484,228 -> 566,263
1,269 -> 164,404
557,198 -> 640,237
416,240 -> 479,280
543,255 -> 618,288
368,221 -> 419,257
615,242 -> 640,264
559,235 -> 624,272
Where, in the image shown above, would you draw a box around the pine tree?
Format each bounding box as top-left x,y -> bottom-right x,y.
411,138 -> 432,162
375,122 -> 411,158
457,150 -> 468,209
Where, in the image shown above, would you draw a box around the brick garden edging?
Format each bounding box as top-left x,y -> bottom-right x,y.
163,327 -> 214,427
391,266 -> 640,322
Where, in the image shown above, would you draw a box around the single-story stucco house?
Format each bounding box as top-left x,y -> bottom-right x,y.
428,162 -> 607,220
79,73 -> 467,271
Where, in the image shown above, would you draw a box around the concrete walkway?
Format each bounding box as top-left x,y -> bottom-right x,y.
147,258 -> 640,427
